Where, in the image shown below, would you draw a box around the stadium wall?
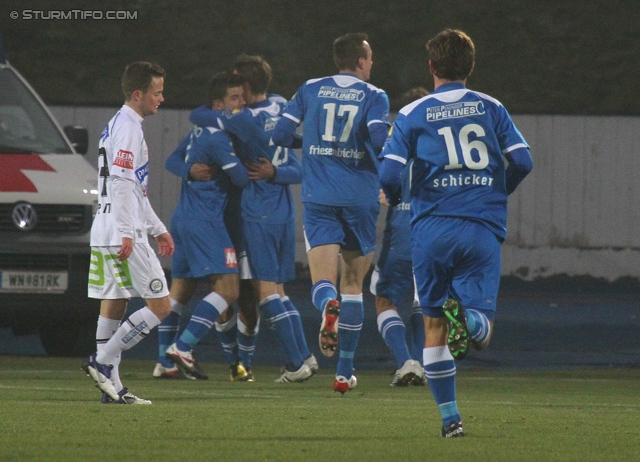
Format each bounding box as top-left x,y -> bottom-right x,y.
51,107 -> 640,282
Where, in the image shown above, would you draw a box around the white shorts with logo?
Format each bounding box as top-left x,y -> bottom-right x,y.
88,243 -> 169,300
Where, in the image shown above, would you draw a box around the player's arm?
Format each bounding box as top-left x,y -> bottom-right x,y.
143,199 -> 173,256
378,119 -> 410,206
215,136 -> 249,188
109,121 -> 143,260
166,131 -> 218,181
110,176 -> 135,260
367,91 -> 391,155
273,88 -> 304,148
189,105 -> 218,127
270,148 -> 302,184
504,147 -> 533,195
272,115 -> 302,148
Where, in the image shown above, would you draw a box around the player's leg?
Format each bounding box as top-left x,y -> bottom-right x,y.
154,277 -> 197,378
303,203 -> 342,357
257,280 -> 311,382
447,220 -> 500,356
85,244 -> 169,401
333,249 -> 370,392
412,217 -> 464,437
332,202 -> 378,394
167,273 -> 238,379
214,305 -> 247,381
371,256 -> 422,386
280,284 -> 318,374
237,279 -> 258,380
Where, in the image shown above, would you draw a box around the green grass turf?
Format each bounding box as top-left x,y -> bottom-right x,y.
0,356 -> 638,461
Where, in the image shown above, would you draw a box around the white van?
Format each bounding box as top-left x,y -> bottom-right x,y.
0,35 -> 99,355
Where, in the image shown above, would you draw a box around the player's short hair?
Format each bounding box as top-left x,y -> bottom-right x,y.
207,71 -> 244,104
333,33 -> 369,71
121,61 -> 165,100
233,54 -> 272,95
402,86 -> 429,106
426,29 -> 475,81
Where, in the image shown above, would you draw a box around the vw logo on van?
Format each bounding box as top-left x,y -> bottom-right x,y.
12,202 -> 38,231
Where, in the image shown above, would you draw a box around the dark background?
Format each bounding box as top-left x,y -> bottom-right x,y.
1,0 -> 639,114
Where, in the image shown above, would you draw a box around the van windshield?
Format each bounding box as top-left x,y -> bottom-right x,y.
0,65 -> 72,154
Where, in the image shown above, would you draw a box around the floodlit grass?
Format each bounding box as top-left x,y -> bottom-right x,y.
0,356 -> 638,461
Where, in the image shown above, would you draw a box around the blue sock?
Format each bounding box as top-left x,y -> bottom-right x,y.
311,279 -> 337,314
377,309 -> 410,369
409,303 -> 425,362
424,345 -> 461,426
215,311 -> 238,365
466,309 -> 491,344
177,292 -> 228,351
336,294 -> 364,379
237,316 -> 258,369
261,295 -> 303,369
282,296 -> 311,360
158,299 -> 182,367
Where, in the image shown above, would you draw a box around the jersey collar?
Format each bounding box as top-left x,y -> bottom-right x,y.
433,81 -> 466,94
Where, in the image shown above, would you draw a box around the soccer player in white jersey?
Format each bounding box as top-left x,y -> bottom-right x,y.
379,30 -> 533,437
273,33 -> 390,393
82,62 -> 175,404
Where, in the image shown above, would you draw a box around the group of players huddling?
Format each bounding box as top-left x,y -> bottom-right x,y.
82,29 -> 532,438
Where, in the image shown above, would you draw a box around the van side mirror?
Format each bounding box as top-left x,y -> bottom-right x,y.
63,125 -> 88,154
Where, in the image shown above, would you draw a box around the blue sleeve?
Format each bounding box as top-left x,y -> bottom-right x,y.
272,149 -> 302,185
369,122 -> 390,156
504,147 -> 533,195
165,134 -> 191,179
224,162 -> 249,188
378,157 -> 405,206
189,105 -> 219,127
273,116 -> 299,148
211,134 -> 249,188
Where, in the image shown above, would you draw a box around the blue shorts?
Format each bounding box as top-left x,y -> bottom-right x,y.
242,219 -> 296,283
370,247 -> 414,308
303,202 -> 379,255
411,216 -> 500,320
171,216 -> 238,279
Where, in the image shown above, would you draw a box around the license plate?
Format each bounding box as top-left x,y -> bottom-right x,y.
0,270 -> 68,293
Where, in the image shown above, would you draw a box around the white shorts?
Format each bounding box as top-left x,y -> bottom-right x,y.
88,243 -> 169,300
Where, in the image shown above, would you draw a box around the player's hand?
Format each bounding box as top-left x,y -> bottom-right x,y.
189,163 -> 219,181
379,189 -> 390,207
117,237 -> 133,261
246,157 -> 276,180
155,232 -> 175,257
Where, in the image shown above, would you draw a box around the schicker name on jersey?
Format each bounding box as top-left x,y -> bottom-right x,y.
426,102 -> 485,122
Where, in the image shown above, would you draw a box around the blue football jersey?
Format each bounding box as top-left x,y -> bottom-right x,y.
281,73 -> 390,206
382,159 -> 413,260
170,126 -> 246,220
190,99 -> 301,225
381,82 -> 529,240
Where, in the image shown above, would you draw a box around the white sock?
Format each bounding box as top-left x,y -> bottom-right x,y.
97,307 -> 160,365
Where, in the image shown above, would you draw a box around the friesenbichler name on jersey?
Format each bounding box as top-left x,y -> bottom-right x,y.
427,102 -> 485,121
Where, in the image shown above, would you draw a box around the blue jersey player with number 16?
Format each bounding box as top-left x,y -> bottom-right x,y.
379,29 -> 532,437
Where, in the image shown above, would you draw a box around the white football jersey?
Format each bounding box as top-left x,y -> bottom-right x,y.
91,104 -> 165,246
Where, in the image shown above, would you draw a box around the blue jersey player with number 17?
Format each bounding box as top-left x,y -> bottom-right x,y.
273,33 -> 390,394
379,29 -> 532,437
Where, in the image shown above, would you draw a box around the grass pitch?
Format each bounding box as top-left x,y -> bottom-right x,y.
0,356 -> 638,461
